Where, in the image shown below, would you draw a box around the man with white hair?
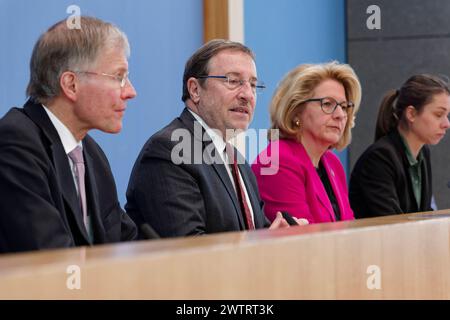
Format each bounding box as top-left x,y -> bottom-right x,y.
0,16 -> 138,253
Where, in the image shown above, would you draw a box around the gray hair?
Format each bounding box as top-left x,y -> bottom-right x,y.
26,16 -> 130,104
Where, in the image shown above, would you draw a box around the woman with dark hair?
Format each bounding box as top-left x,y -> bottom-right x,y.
350,74 -> 450,218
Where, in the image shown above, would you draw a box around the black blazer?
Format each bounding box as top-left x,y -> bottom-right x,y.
125,108 -> 270,238
349,129 -> 433,218
0,100 -> 136,253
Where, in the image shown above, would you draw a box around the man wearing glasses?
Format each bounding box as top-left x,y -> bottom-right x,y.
126,39 -> 297,238
0,16 -> 137,253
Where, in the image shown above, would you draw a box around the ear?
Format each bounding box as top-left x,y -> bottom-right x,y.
405,105 -> 417,123
59,71 -> 78,102
187,77 -> 201,104
295,110 -> 304,125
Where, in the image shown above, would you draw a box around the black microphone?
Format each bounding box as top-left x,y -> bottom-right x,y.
140,223 -> 160,239
281,211 -> 299,226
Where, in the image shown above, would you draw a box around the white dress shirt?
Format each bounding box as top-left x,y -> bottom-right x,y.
43,105 -> 93,240
188,109 -> 255,225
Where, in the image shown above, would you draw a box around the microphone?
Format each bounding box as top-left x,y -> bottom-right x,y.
140,223 -> 160,239
281,211 -> 299,226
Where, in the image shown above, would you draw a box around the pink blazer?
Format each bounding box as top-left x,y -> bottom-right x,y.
251,139 -> 354,224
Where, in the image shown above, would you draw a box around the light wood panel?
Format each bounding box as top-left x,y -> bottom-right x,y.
0,210 -> 449,299
203,0 -> 229,42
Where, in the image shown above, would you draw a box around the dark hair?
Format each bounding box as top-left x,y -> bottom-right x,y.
375,74 -> 450,141
181,39 -> 255,102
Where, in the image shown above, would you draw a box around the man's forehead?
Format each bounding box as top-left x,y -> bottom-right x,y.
208,50 -> 256,74
95,47 -> 128,69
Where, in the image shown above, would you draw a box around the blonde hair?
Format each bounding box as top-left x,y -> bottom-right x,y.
269,61 -> 362,150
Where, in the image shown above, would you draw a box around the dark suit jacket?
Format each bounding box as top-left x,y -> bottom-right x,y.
125,108 -> 270,238
0,100 -> 136,253
349,129 -> 432,218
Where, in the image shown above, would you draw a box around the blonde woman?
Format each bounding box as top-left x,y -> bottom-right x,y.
252,62 -> 361,223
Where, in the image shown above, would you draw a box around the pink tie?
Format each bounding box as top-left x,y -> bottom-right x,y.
68,146 -> 88,229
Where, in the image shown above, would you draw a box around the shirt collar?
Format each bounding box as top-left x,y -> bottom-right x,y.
398,131 -> 423,167
42,105 -> 82,154
188,109 -> 227,155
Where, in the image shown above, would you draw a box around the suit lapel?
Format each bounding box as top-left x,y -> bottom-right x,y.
312,170 -> 336,222
23,100 -> 91,243
419,149 -> 431,211
52,143 -> 91,243
83,149 -> 103,243
238,163 -> 262,227
322,154 -> 344,220
179,109 -> 245,229
390,130 -> 420,212
297,143 -> 335,221
206,142 -> 246,230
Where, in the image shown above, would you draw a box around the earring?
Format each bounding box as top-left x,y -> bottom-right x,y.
295,119 -> 300,127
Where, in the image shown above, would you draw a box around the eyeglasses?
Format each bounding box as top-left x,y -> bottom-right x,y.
75,71 -> 130,88
197,74 -> 266,94
302,97 -> 354,114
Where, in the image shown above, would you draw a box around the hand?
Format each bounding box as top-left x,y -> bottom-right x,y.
268,212 -> 289,229
268,212 -> 309,229
294,217 -> 309,225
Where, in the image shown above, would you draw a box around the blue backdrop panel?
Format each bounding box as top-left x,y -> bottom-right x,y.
0,0 -> 203,205
244,0 -> 348,172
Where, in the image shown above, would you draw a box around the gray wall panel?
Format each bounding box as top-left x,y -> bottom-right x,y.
348,0 -> 450,39
347,1 -> 450,209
